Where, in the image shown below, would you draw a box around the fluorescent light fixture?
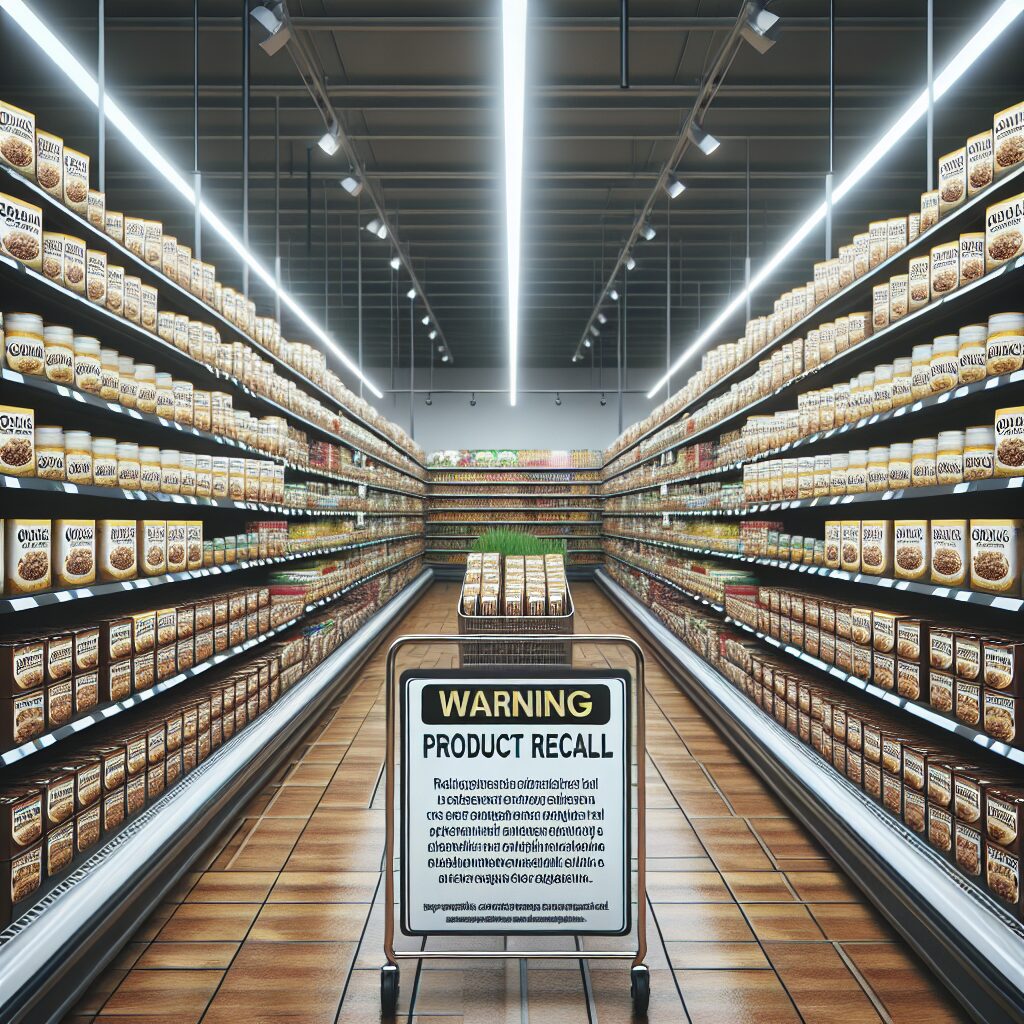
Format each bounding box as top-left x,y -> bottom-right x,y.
647,0 -> 1024,399
625,256 -> 636,271
421,315 -> 430,326
502,0 -> 528,407
389,256 -> 401,271
0,0 -> 384,400
640,222 -> 656,241
407,288 -> 417,300
340,174 -> 363,196
597,312 -> 607,325
250,1 -> 290,56
687,122 -> 720,156
318,123 -> 341,156
609,288 -> 619,301
665,174 -> 686,199
429,330 -> 438,340
740,2 -> 781,54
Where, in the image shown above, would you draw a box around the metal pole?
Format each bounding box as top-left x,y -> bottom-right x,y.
358,193 -> 364,398
825,0 -> 834,258
927,0 -> 934,190
665,194 -> 671,402
745,138 -> 752,322
390,262 -> 395,393
623,270 -> 629,425
97,0 -> 105,190
617,283 -> 623,434
409,295 -> 415,437
274,95 -> 281,324
323,188 -> 328,327
306,145 -> 313,255
620,0 -> 629,88
193,0 -> 201,260
242,0 -> 250,298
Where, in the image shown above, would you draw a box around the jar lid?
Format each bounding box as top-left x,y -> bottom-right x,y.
912,437 -> 937,450
64,430 -> 91,444
35,425 -> 64,439
889,442 -> 912,456
73,335 -> 101,350
160,449 -> 180,461
139,446 -> 160,458
116,442 -> 139,455
965,425 -> 995,442
912,344 -> 933,356
101,348 -> 119,361
43,324 -> 73,340
932,334 -> 959,350
118,356 -> 135,370
937,430 -> 965,446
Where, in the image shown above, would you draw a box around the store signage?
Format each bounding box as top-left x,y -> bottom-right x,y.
401,669 -> 631,935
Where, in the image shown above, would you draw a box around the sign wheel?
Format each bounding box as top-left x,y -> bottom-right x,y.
380,964 -> 399,1016
630,965 -> 650,1015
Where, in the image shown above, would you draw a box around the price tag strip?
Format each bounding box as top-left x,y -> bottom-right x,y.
381,634 -> 650,1014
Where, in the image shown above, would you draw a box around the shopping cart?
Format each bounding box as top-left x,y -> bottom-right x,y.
456,589 -> 575,667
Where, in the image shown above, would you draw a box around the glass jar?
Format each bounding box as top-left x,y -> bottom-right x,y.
179,451 -> 197,496
73,336 -> 102,394
873,364 -> 894,414
64,430 -> 92,484
964,425 -> 995,481
846,450 -> 867,494
958,324 -> 987,384
867,447 -> 889,492
4,311 -> 45,376
43,324 -> 74,384
173,379 -> 194,426
911,437 -> 937,487
116,441 -> 141,489
930,335 -> 959,394
92,437 -> 117,487
891,357 -> 913,408
212,456 -> 229,498
911,344 -> 933,400
936,430 -> 965,485
139,445 -> 161,492
195,453 -> 212,498
34,425 -> 65,480
134,363 -> 157,414
160,449 -> 181,494
155,372 -> 175,420
987,311 -> 1024,377
118,356 -> 137,408
100,348 -> 120,401
829,453 -> 848,496
887,442 -> 912,490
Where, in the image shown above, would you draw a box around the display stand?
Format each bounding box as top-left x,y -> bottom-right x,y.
381,633 -> 649,1015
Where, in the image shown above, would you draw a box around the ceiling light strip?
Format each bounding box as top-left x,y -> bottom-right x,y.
503,0 -> 528,407
646,0 -> 1024,398
0,0 -> 386,399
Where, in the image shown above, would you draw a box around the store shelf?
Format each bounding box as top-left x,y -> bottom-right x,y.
428,493 -> 597,499
597,568 -> 1024,1024
425,519 -> 600,526
426,465 -> 600,473
603,552 -> 725,613
603,252 -> 1024,481
0,568 -> 432,1024
0,164 -> 423,475
603,161 -> 1024,473
603,539 -> 1024,613
0,534 -> 421,614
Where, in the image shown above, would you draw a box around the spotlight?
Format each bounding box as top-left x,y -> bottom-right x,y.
583,338 -> 592,349
609,288 -> 619,301
389,256 -> 401,271
554,392 -> 562,406
600,393 -> 607,406
665,174 -> 686,199
429,330 -> 438,340
250,1 -> 291,56
425,393 -> 433,406
571,353 -> 579,363
589,324 -> 600,338
406,288 -> 417,300
421,315 -> 430,326
625,256 -> 636,271
340,174 -> 363,196
640,222 -> 656,241
441,353 -> 450,363
740,3 -> 781,54
469,393 -> 477,407
364,218 -> 387,239
597,313 -> 607,325
437,344 -> 445,352
318,122 -> 341,156
687,122 -> 720,156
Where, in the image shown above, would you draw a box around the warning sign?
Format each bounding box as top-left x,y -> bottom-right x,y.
400,669 -> 630,935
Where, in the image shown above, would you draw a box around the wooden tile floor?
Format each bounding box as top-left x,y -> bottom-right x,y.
61,583 -> 969,1023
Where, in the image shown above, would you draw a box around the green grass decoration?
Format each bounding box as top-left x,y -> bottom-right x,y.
470,529 -> 566,557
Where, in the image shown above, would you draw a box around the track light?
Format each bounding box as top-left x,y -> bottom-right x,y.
571,353 -> 579,363
609,288 -> 619,301
600,393 -> 607,406
437,344 -> 445,352
340,174 -> 363,196
589,325 -> 599,338
625,256 -> 636,271
441,352 -> 450,363
665,174 -> 686,199
470,393 -> 477,407
318,122 -> 341,156
425,393 -> 433,406
740,2 -> 781,54
407,288 -> 417,300
429,330 -> 438,340
597,313 -> 607,325
687,122 -> 720,156
389,256 -> 401,271
365,218 -> 387,239
640,222 -> 656,241
250,1 -> 291,56
583,338 -> 592,349
554,392 -> 562,406
421,315 -> 430,326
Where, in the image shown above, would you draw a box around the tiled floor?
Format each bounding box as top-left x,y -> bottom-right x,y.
61,582 -> 969,1023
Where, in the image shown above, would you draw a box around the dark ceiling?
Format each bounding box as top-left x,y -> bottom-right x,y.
4,1 -> 1022,390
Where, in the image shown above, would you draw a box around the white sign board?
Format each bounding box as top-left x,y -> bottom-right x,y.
401,670 -> 630,935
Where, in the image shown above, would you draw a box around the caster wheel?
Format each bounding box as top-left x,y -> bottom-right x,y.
380,964 -> 400,1016
630,965 -> 650,1016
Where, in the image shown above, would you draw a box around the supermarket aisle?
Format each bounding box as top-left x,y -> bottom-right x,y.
63,582 -> 967,1024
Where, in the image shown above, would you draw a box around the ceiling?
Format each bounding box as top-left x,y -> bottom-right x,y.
5,1 -> 1021,391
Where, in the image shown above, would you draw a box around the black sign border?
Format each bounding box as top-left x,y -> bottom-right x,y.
399,667 -> 632,937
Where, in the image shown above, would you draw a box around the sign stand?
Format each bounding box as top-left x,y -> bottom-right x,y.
381,633 -> 649,1015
